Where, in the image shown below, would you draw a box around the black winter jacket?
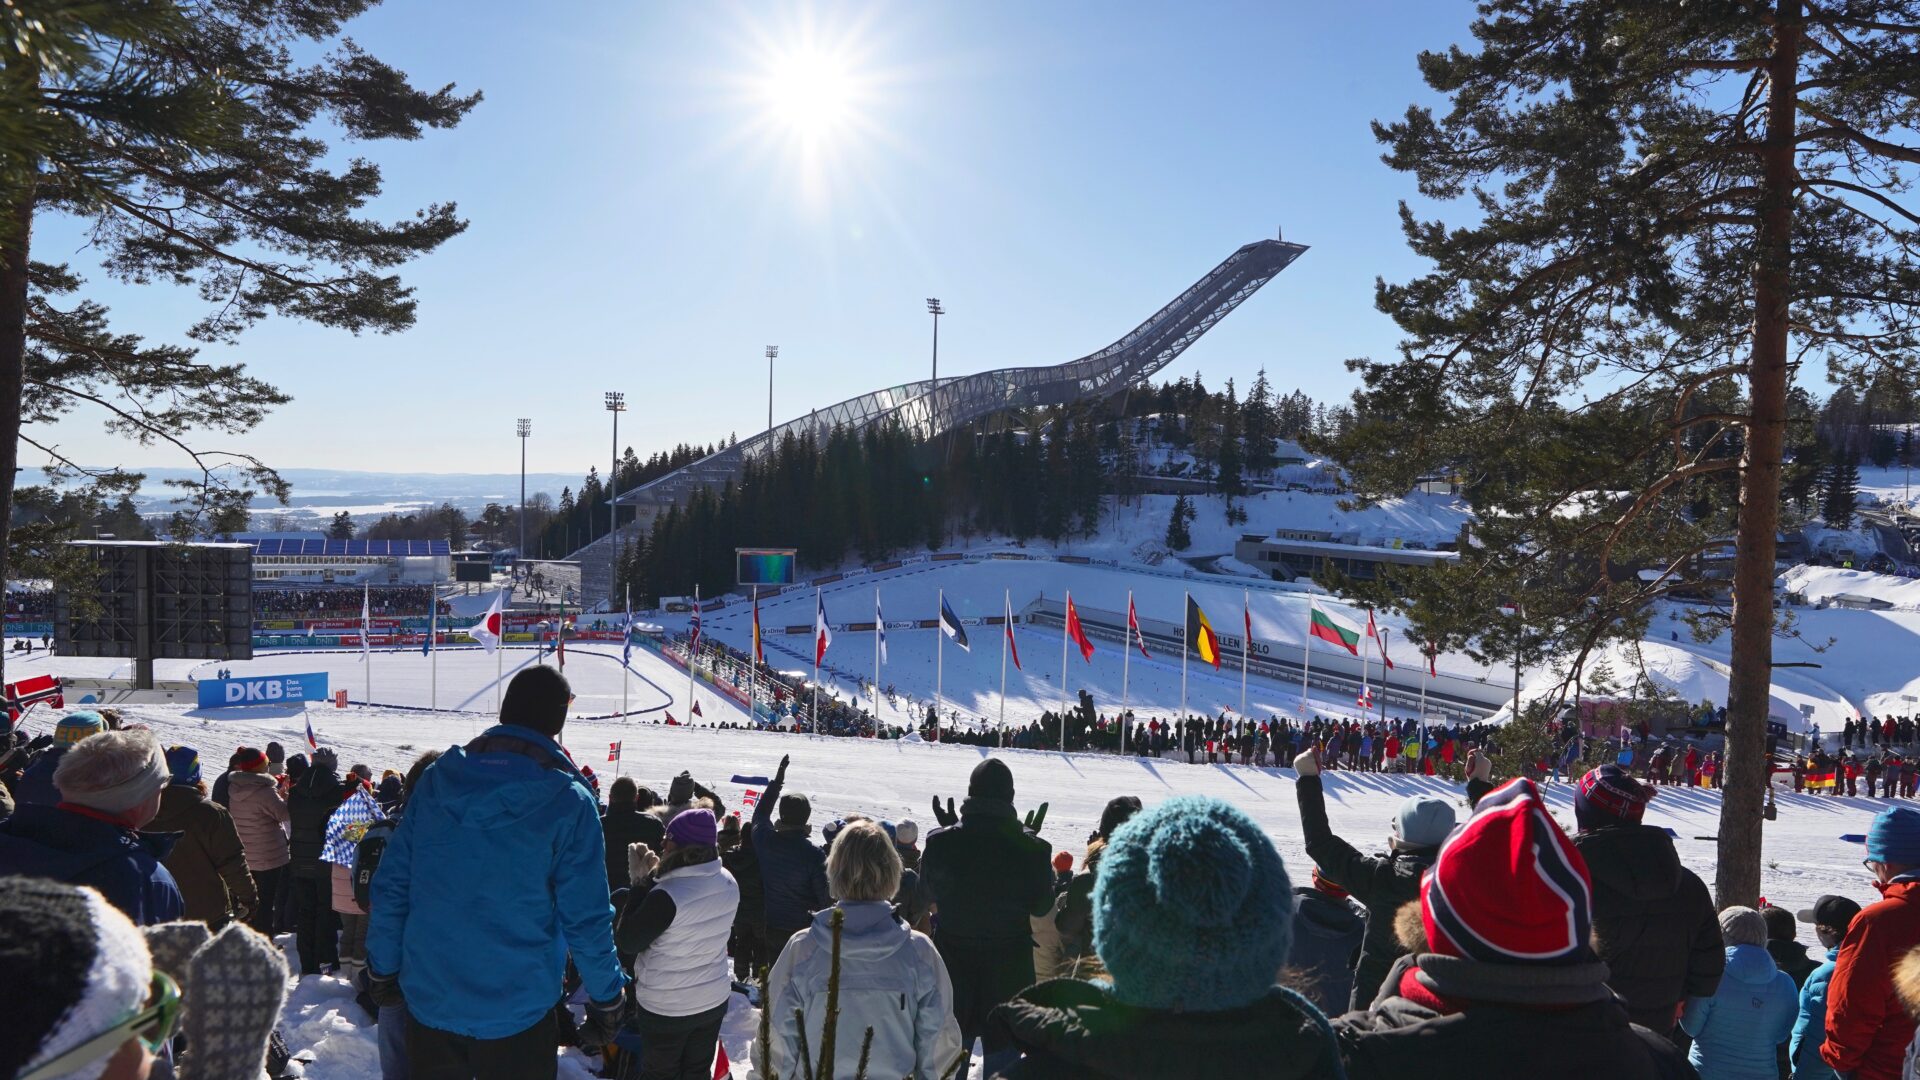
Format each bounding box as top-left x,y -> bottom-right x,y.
1334,954 -> 1697,1080
920,797 -> 1054,945
751,769 -> 830,934
286,767 -> 344,879
601,802 -> 665,892
988,979 -> 1345,1079
1296,775 -> 1434,1009
1287,887 -> 1368,1018
721,837 -> 764,932
1573,824 -> 1724,1032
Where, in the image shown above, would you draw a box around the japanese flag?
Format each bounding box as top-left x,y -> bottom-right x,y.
467,591 -> 504,654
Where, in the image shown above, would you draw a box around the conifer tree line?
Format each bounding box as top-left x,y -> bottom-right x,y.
597,370 -> 1333,603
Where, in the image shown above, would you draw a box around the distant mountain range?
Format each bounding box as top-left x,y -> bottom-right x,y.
105,467 -> 585,521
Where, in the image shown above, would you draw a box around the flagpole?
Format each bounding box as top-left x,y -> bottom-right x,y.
1180,590 -> 1190,723
811,588 -> 820,731
622,585 -> 630,719
429,589 -> 437,712
1379,629 -> 1389,728
999,588 -> 1009,734
1419,642 -> 1432,770
1121,590 -> 1132,755
688,583 -> 699,727
935,588 -> 944,737
873,588 -> 881,730
1359,609 -> 1371,720
362,583 -> 371,705
1060,591 -> 1071,752
1301,593 -> 1314,720
747,587 -> 757,725
1240,589 -> 1250,719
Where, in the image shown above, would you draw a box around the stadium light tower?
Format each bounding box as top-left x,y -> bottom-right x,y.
926,298 -> 943,387
516,418 -> 531,561
766,345 -> 779,436
605,391 -> 626,545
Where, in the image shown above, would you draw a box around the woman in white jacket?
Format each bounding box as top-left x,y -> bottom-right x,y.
754,819 -> 963,1080
617,807 -> 740,1080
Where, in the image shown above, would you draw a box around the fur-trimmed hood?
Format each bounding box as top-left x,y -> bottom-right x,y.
1895,943 -> 1920,1017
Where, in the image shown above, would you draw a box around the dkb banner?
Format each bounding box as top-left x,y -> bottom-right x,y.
197,672 -> 329,709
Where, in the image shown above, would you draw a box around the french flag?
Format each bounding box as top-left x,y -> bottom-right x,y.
814,591 -> 832,665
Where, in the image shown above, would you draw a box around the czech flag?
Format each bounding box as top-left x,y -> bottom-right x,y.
1186,596 -> 1221,669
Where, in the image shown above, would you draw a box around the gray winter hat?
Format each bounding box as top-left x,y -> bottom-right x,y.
1720,906 -> 1769,948
1391,794 -> 1457,850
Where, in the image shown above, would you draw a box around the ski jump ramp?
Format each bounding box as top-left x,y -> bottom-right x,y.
577,237 -> 1309,603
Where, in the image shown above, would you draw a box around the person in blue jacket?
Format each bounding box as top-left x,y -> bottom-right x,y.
752,753 -> 831,948
0,727 -> 182,925
1681,906 -> 1800,1080
364,665 -> 626,1079
1790,894 -> 1863,1080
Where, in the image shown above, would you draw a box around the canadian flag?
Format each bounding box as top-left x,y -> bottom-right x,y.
467,591 -> 505,654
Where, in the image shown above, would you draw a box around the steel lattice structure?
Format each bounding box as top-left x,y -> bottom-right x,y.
576,238 -> 1307,599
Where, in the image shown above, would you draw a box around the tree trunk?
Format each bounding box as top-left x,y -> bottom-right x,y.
0,181 -> 38,695
1717,0 -> 1800,908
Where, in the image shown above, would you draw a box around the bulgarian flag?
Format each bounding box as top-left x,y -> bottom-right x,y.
1308,600 -> 1362,656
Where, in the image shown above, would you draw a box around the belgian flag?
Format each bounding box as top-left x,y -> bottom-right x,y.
1186,595 -> 1222,669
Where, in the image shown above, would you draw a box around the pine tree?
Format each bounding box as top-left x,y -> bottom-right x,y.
1165,494 -> 1193,551
0,0 -> 475,683
1823,453 -> 1861,530
1338,0 -> 1920,905
328,512 -> 355,540
1242,369 -> 1279,476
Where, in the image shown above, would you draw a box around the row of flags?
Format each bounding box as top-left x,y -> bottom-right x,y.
782,588 -> 1437,676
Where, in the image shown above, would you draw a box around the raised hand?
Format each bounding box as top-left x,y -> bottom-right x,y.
1022,802 -> 1049,835
930,795 -> 958,828
1292,748 -> 1320,777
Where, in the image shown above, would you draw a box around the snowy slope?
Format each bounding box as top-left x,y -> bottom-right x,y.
18,701 -> 1891,1078
1781,564 -> 1920,611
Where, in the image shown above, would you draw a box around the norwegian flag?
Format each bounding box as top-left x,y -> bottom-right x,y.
741,788 -> 761,809
1127,594 -> 1151,659
607,741 -> 622,763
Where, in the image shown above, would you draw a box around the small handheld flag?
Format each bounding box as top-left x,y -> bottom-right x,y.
1185,596 -> 1222,669
305,716 -> 319,751
940,596 -> 970,652
607,741 -> 622,763
1065,595 -> 1095,661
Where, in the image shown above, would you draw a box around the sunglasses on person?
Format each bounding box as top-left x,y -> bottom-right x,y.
19,971 -> 181,1080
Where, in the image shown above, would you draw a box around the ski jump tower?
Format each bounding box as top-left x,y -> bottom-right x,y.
576,237 -> 1309,604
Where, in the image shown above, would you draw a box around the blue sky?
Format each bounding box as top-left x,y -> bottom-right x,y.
44,0 -> 1482,480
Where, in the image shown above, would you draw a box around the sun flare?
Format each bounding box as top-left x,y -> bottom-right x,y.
762,47 -> 857,141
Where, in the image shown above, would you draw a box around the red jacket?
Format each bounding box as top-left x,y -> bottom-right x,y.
1823,876 -> 1920,1079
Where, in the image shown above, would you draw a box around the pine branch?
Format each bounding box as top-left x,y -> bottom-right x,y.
854,1027 -> 874,1080
794,1008 -> 816,1080
815,907 -> 845,1080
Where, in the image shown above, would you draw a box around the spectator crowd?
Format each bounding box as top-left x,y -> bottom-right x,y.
5,668 -> 1920,1079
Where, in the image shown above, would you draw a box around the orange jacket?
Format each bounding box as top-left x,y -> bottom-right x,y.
1822,876 -> 1920,1079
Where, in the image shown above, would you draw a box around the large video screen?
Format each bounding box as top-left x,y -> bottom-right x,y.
736,548 -> 797,587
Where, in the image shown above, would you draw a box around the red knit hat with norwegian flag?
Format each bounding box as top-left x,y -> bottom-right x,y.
1422,777 -> 1595,965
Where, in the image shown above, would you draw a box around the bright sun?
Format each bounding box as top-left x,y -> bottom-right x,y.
762,48 -> 856,140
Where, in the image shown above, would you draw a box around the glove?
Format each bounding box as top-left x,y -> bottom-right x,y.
930,796 -> 958,829
144,922 -> 290,1080
778,754 -> 790,774
1467,749 -> 1493,783
628,842 -> 658,884
1293,748 -> 1320,777
1022,802 -> 1049,834
362,967 -> 405,1008
577,997 -> 625,1049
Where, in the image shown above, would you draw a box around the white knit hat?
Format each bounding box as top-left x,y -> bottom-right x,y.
6,881 -> 152,1080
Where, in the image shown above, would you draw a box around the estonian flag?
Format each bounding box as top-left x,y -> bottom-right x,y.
940,597 -> 970,652
1186,596 -> 1222,669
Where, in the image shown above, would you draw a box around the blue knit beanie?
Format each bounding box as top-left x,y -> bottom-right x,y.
1868,806 -> 1920,866
1092,795 -> 1293,1012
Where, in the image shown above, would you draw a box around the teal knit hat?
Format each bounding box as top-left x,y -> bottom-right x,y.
1092,795 -> 1294,1012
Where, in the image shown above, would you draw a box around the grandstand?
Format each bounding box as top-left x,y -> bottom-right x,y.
574,236 -> 1309,604
246,538 -> 452,587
